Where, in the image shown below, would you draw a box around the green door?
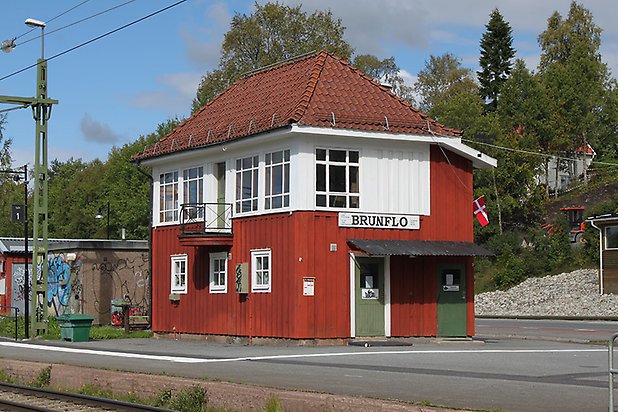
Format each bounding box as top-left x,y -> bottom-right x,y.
436,264 -> 467,337
355,257 -> 385,336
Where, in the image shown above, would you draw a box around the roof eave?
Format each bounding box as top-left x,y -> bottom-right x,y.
290,125 -> 497,169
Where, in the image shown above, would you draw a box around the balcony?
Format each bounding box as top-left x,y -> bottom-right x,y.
178,203 -> 233,246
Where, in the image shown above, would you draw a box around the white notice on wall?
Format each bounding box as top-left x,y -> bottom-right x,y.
338,212 -> 420,230
0,278 -> 5,295
303,277 -> 315,296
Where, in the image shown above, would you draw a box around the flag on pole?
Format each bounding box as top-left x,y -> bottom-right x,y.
473,196 -> 489,227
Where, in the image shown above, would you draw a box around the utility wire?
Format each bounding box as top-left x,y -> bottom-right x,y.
13,0 -> 92,41
462,138 -> 618,167
0,0 -> 188,83
17,0 -> 137,47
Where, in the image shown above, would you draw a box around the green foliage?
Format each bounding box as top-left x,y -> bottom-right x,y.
30,366 -> 52,388
478,8 -> 515,110
89,325 -> 153,340
0,369 -> 16,384
414,53 -> 478,114
193,2 -> 353,111
353,54 -> 414,102
47,158 -> 106,239
537,1 -> 615,158
263,396 -> 283,412
155,386 -> 208,412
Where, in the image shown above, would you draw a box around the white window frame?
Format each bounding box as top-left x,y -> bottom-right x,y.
182,166 -> 204,219
170,254 -> 188,294
209,252 -> 228,293
265,149 -> 290,210
159,170 -> 179,223
251,249 -> 272,293
606,225 -> 618,250
235,155 -> 260,214
315,148 -> 360,209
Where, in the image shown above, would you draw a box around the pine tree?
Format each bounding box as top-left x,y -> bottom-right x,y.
478,9 -> 515,111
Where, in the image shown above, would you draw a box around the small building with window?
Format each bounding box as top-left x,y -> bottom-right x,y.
587,214 -> 618,294
133,51 -> 496,340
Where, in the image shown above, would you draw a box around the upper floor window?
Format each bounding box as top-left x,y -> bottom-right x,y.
606,226 -> 618,250
160,171 -> 179,222
316,148 -> 359,208
235,155 -> 259,213
171,254 -> 188,294
265,150 -> 290,210
183,167 -> 204,219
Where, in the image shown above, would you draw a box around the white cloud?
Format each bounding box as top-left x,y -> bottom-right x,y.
80,113 -> 123,144
182,2 -> 231,68
128,72 -> 202,113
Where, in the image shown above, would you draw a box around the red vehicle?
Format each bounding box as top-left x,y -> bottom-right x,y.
561,207 -> 586,243
542,207 -> 586,243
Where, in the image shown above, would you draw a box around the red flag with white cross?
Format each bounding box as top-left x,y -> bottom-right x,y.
473,196 -> 489,227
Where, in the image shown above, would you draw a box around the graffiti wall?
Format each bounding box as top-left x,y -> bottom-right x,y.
10,263 -> 32,315
45,249 -> 149,325
47,253 -> 82,317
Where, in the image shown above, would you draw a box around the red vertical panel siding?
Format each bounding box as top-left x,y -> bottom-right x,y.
149,147 -> 477,338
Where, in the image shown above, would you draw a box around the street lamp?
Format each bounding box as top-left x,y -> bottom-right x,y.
0,17 -> 57,337
96,201 -> 110,240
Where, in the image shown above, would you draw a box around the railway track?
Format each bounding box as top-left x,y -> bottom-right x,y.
0,382 -> 173,411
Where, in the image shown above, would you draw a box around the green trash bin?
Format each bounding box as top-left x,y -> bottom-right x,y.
57,314 -> 95,342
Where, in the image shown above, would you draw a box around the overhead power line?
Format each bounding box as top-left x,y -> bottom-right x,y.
0,0 -> 188,83
462,138 -> 618,168
13,0 -> 93,41
17,0 -> 138,48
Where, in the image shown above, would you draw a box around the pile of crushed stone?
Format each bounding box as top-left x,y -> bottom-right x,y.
475,269 -> 618,318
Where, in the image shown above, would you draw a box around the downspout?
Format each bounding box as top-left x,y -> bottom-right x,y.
589,220 -> 603,294
133,160 -> 153,329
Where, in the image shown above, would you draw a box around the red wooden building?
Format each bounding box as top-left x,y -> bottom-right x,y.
133,51 -> 496,340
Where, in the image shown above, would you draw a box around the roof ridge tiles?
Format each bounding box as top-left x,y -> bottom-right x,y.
290,50 -> 328,123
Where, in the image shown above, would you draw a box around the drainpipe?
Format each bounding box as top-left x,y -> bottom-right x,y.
589,220 -> 603,294
133,160 -> 153,329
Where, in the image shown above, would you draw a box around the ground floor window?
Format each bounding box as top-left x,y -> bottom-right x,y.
171,254 -> 188,294
251,249 -> 271,292
209,252 -> 228,293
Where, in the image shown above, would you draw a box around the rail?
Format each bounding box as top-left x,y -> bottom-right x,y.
0,381 -> 174,411
0,306 -> 19,341
180,202 -> 233,235
609,332 -> 618,411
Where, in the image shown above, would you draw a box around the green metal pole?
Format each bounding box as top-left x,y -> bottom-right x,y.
31,57 -> 50,337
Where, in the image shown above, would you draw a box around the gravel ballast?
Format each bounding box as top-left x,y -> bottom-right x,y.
475,269 -> 618,318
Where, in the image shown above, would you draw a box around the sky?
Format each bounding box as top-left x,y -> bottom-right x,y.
1,0 -> 618,170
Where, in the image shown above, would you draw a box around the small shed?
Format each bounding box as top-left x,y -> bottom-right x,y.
587,214 -> 618,294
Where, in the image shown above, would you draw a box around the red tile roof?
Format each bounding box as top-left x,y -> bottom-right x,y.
133,51 -> 461,161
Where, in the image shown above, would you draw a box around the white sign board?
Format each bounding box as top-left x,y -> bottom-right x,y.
339,212 -> 420,230
303,277 -> 315,296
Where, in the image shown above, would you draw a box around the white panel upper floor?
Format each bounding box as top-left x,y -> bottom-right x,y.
145,125 -> 493,227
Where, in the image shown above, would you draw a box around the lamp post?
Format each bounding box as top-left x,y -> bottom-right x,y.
0,18 -> 57,337
0,165 -> 29,339
96,201 -> 110,239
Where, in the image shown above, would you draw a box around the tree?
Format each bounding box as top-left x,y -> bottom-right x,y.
0,114 -> 24,237
352,54 -> 414,102
497,59 -> 557,195
478,8 -> 515,111
103,118 -> 181,240
414,53 -> 478,114
537,1 -> 616,187
193,2 -> 353,111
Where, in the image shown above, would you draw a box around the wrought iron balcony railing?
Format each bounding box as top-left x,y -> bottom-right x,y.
180,203 -> 232,235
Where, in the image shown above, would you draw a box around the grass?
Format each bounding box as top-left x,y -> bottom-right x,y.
0,315 -> 152,340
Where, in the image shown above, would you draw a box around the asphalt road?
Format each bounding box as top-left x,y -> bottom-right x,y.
476,317 -> 618,342
0,319 -> 616,412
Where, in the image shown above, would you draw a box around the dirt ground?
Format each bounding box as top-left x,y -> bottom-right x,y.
0,358 -> 466,411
